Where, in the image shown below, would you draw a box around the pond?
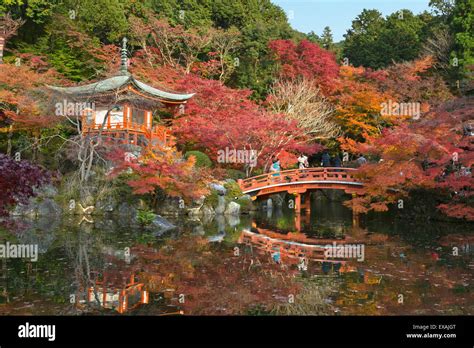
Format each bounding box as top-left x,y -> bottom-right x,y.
0,195 -> 472,316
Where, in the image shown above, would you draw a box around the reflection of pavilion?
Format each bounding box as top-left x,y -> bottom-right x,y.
85,271 -> 149,314
75,250 -> 149,314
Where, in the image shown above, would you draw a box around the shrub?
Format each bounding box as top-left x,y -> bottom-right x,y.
226,168 -> 246,180
185,151 -> 212,168
224,181 -> 243,201
204,189 -> 219,207
137,209 -> 156,225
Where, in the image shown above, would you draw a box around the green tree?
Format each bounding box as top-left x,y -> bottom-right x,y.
343,9 -> 429,69
320,26 -> 334,51
342,9 -> 385,68
450,0 -> 474,92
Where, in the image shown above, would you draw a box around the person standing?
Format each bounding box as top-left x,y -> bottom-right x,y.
298,153 -> 308,169
321,150 -> 331,167
270,157 -> 281,178
356,154 -> 367,167
332,154 -> 342,168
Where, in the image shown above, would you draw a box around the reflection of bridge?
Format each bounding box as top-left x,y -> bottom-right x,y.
238,228 -> 349,264
238,168 -> 364,213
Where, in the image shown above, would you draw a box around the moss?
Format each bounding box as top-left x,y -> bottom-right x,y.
224,181 -> 243,201
235,197 -> 253,212
204,189 -> 219,208
225,168 -> 246,180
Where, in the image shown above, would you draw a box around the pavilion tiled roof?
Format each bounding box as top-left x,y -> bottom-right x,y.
47,37 -> 194,103
47,75 -> 195,102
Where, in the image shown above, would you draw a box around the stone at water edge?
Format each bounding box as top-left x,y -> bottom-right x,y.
94,198 -> 116,214
225,201 -> 241,216
266,198 -> 273,209
118,202 -> 138,219
226,214 -> 240,227
37,199 -> 62,216
151,215 -> 177,234
209,183 -> 226,195
215,195 -> 226,215
200,205 -> 215,217
208,231 -> 226,243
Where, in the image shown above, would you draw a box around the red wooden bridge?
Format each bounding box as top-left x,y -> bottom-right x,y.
238,167 -> 364,213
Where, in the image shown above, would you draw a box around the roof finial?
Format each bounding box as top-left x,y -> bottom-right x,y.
120,37 -> 129,75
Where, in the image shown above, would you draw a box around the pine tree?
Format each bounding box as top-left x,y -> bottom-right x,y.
320,26 -> 334,50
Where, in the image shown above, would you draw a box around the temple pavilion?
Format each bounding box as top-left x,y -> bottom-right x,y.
48,38 -> 194,149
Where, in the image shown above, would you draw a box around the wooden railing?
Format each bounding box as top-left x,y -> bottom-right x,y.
81,118 -> 168,146
82,120 -> 147,133
238,230 -> 348,263
238,167 -> 360,193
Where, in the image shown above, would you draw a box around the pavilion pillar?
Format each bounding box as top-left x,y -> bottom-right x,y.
301,192 -> 311,215
294,214 -> 301,232
352,193 -> 359,227
145,111 -> 152,129
294,193 -> 301,214
123,105 -> 128,128
0,37 -> 4,64
106,109 -> 111,129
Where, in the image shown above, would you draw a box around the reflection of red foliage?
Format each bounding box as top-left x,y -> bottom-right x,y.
133,237 -> 300,315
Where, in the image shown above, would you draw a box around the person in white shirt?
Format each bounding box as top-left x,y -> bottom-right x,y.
297,154 -> 308,169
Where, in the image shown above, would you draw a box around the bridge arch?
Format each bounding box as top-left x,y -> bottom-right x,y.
238,167 -> 364,213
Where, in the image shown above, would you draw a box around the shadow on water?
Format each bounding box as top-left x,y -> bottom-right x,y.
0,195 -> 472,315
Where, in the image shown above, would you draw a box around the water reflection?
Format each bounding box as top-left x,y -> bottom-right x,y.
0,196 -> 472,315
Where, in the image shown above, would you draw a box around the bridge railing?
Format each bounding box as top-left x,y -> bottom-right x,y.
238,167 -> 359,192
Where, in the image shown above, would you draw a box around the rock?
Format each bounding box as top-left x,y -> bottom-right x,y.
192,225 -> 205,236
271,194 -> 284,208
94,198 -> 116,215
215,195 -> 226,215
37,199 -> 62,216
11,201 -> 38,218
193,195 -> 206,206
11,198 -> 61,217
209,183 -> 226,196
33,184 -> 58,198
225,201 -> 241,216
118,202 -> 138,219
13,216 -> 60,254
226,214 -> 240,227
156,197 -> 183,216
187,207 -> 202,217
266,198 -> 273,210
151,215 -> 177,235
200,205 -> 215,217
81,195 -> 95,207
208,231 -> 226,243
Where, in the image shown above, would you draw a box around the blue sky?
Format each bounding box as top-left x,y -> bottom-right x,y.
271,0 -> 432,42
